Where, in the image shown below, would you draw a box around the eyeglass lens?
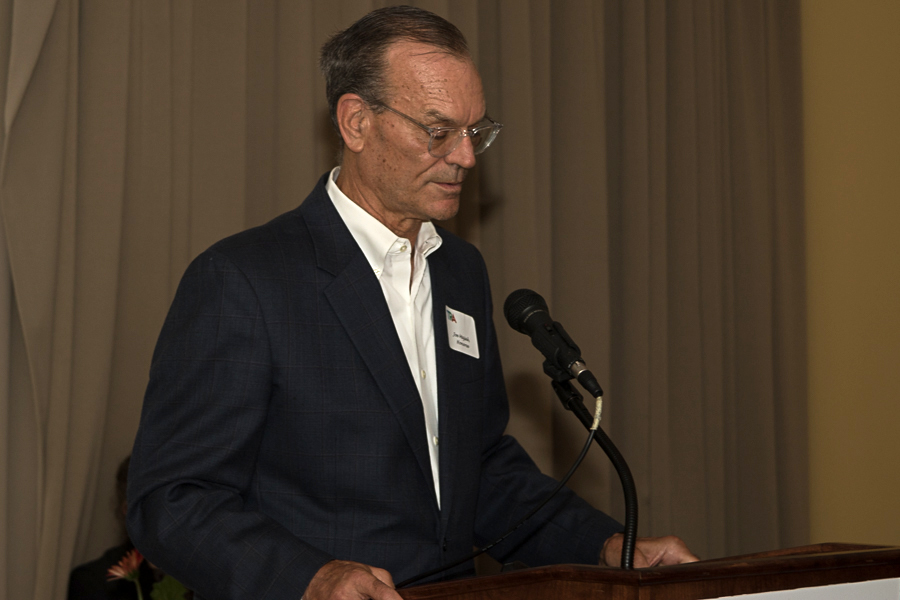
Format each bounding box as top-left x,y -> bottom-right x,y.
429,127 -> 495,157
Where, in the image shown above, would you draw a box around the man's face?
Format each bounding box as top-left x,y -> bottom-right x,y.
352,41 -> 486,233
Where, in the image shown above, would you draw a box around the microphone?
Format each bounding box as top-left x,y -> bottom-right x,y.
503,289 -> 604,399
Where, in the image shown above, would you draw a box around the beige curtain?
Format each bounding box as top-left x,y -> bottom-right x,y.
0,1 -> 806,598
598,0 -> 808,558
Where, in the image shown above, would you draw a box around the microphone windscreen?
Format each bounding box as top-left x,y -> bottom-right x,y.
503,289 -> 548,333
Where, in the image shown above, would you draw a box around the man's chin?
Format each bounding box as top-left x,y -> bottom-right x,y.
428,197 -> 461,222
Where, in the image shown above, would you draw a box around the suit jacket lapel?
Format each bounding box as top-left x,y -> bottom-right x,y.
429,245 -> 480,526
301,185 -> 439,509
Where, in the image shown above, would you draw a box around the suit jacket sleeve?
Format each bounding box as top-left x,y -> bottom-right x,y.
127,248 -> 333,599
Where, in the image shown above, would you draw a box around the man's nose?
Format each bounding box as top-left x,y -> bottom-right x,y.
444,134 -> 477,169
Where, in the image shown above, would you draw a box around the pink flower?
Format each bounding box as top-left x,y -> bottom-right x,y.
107,548 -> 143,582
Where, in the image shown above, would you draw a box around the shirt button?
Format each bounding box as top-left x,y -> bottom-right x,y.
420,369 -> 426,379
400,244 -> 407,252
432,436 -> 439,446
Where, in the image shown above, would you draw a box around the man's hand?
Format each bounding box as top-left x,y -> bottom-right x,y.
304,560 -> 402,600
600,533 -> 699,568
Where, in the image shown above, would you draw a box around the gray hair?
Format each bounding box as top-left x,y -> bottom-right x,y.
319,5 -> 471,146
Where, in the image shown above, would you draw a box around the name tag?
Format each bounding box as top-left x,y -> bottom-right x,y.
446,306 -> 479,359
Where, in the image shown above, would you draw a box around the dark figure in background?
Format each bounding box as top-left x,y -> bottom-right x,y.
127,6 -> 697,600
67,457 -> 155,600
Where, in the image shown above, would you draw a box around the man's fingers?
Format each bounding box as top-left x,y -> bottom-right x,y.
636,535 -> 699,566
655,535 -> 699,565
360,574 -> 401,600
599,532 -> 625,567
631,545 -> 651,568
600,533 -> 698,568
304,560 -> 402,600
369,566 -> 396,589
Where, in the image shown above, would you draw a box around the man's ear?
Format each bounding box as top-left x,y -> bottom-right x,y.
336,94 -> 369,153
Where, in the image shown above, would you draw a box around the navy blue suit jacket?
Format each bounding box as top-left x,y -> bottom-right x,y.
127,174 -> 620,599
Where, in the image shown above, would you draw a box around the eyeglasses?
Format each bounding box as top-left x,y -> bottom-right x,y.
373,102 -> 503,158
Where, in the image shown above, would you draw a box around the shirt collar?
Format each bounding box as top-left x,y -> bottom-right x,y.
325,167 -> 442,278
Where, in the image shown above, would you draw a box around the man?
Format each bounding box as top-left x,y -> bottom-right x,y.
127,7 -> 696,600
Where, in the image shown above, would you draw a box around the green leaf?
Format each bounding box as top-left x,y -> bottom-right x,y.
150,575 -> 189,600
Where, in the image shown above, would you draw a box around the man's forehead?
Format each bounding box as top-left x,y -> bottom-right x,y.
383,41 -> 485,120
385,39 -> 468,63
384,41 -> 476,82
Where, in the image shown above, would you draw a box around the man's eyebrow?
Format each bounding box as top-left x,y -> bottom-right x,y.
422,108 -> 488,127
421,108 -> 455,125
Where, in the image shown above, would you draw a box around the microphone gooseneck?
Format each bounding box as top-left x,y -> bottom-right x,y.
504,288 -> 638,570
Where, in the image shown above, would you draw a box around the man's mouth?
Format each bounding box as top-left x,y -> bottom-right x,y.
433,174 -> 466,189
431,169 -> 467,193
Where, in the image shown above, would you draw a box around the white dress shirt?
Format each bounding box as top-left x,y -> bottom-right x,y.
326,167 -> 443,507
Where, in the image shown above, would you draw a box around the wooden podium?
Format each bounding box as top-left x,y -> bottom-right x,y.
399,544 -> 900,600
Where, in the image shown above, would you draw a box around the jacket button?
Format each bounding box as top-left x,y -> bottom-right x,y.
442,539 -> 448,551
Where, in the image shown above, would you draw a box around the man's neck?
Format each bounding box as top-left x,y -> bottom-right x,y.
335,166 -> 422,248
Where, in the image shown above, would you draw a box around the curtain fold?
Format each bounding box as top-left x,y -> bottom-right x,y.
0,1 -> 807,597
0,186 -> 12,600
0,1 -> 12,595
1,0 -> 135,597
599,0 -> 807,557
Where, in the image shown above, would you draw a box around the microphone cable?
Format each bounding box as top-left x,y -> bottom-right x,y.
396,425 -> 598,588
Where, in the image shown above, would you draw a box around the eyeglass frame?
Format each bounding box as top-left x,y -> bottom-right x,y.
370,102 -> 503,158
